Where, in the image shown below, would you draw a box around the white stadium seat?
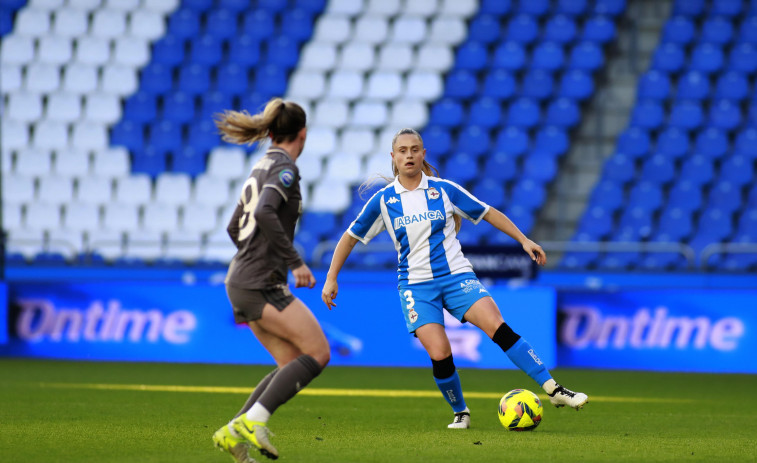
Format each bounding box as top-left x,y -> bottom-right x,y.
71,122 -> 108,150
287,71 -> 326,100
338,43 -> 376,71
155,173 -> 192,205
52,9 -> 89,37
45,92 -> 83,122
201,228 -> 236,264
62,63 -> 99,93
128,9 -> 167,40
112,36 -> 150,67
389,17 -> 427,44
100,65 -> 138,96
405,71 -> 444,101
90,9 -> 127,39
114,174 -> 153,205
377,44 -> 414,72
429,17 -> 467,45
206,147 -> 246,179
404,0 -> 438,17
0,36 -> 35,65
8,93 -> 43,122
353,15 -> 389,44
295,153 -> 323,184
364,152 -> 394,179
32,120 -> 69,151
87,229 -> 125,260
351,101 -> 388,128
365,0 -> 401,16
390,100 -> 429,128
15,148 -> 53,177
440,0 -> 478,17
74,37 -> 111,66
36,35 -> 73,65
312,15 -> 352,43
102,202 -> 140,231
105,0 -> 140,11
3,175 -> 36,205
83,93 -> 123,124
63,202 -> 101,231
365,72 -> 403,100
327,0 -> 364,16
164,231 -> 202,262
2,120 -> 30,150
142,203 -> 179,232
339,129 -> 377,157
76,176 -> 113,204
192,174 -> 231,208
322,153 -> 364,183
66,0 -> 102,10
7,229 -> 45,260
24,63 -> 61,93
14,8 -> 51,37
327,70 -> 364,100
25,202 -> 62,231
313,100 -> 350,128
309,180 -> 351,213
37,176 -> 75,205
1,64 -> 22,92
416,44 -> 455,72
92,147 -> 130,178
181,203 -> 219,234
54,149 -> 91,178
304,127 -> 337,157
141,0 -> 179,13
3,203 -> 23,230
299,43 -> 338,71
28,0 -> 64,9
47,228 -> 86,258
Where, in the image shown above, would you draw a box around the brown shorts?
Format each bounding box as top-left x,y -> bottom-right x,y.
226,284 -> 295,323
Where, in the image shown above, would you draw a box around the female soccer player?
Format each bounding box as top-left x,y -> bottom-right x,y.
211,98 -> 330,462
321,128 -> 587,429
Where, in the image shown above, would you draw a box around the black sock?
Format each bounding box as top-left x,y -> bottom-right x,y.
257,355 -> 323,415
432,354 -> 456,380
492,322 -> 521,352
235,368 -> 278,419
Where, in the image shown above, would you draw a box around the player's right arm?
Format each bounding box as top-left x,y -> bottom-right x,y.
322,232 -> 359,310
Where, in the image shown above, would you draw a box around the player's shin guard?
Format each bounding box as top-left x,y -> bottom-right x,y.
256,354 -> 323,416
492,323 -> 552,387
432,355 -> 467,413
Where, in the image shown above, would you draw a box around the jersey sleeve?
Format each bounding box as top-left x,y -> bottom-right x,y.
347,190 -> 386,244
261,160 -> 299,202
440,180 -> 490,224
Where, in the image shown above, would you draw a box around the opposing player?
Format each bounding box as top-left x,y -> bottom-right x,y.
321,128 -> 587,429
211,98 -> 330,462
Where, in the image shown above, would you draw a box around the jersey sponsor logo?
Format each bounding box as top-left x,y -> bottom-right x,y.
386,196 -> 400,204
393,210 -> 445,229
279,169 -> 295,188
253,157 -> 275,172
427,187 -> 440,200
459,279 -> 486,294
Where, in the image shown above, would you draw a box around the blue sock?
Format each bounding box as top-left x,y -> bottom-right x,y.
505,338 -> 553,387
434,371 -> 467,413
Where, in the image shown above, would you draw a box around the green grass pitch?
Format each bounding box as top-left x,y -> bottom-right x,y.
1,359 -> 756,462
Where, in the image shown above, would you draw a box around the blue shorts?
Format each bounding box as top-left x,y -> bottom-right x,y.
397,272 -> 490,333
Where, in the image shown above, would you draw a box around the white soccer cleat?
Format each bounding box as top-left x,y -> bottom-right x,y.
548,384 -> 589,410
447,409 -> 471,429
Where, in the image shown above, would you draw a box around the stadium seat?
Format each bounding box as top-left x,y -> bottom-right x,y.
637,70 -> 671,100
507,98 -> 541,128
667,180 -> 703,213
482,151 -> 518,182
694,128 -> 729,159
531,42 -> 565,71
545,98 -> 580,127
468,97 -> 502,128
523,151 -> 558,183
543,15 -> 577,43
627,181 -> 663,211
719,155 -> 754,187
589,180 -> 625,212
676,71 -> 710,100
679,154 -> 715,186
455,41 -> 489,71
576,206 -> 614,239
616,127 -> 650,159
468,14 -> 501,44
602,154 -> 636,184
662,16 -> 695,44
630,100 -> 664,129
492,41 -> 526,71
700,16 -> 734,44
668,100 -> 704,130
714,71 -> 749,100
651,43 -> 685,72
569,41 -> 604,71
520,70 -> 554,100
558,70 -> 594,100
690,43 -> 724,74
656,127 -> 689,160
708,99 -> 742,130
728,43 -> 757,74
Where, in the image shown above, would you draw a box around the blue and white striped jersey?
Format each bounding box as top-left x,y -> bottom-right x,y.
348,172 -> 490,284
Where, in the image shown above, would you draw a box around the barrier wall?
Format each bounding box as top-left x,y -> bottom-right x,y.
0,279 -> 556,370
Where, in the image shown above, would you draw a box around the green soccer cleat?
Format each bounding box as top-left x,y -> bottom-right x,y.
231,415 -> 279,460
212,424 -> 258,463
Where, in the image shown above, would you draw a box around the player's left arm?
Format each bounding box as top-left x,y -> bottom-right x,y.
483,208 -> 546,266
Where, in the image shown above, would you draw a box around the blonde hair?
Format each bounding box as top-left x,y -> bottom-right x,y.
361,128 -> 462,233
214,98 -> 306,146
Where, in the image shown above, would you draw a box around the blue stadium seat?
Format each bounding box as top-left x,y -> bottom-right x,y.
254,64 -> 288,97
672,0 -> 705,16
651,43 -> 685,72
689,208 -> 734,253
267,35 -> 300,69
215,62 -> 249,96
228,35 -> 261,67
492,41 -> 526,70
656,127 -> 689,160
569,41 -> 604,71
728,43 -> 757,74
468,15 -> 502,44
749,100 -> 757,128
545,98 -> 580,127
444,70 -> 478,99
483,151 -> 518,182
640,232 -> 688,270
281,8 -> 315,42
668,181 -> 703,213
676,71 -> 710,100
111,120 -> 145,152
558,70 -> 594,100
700,16 -> 734,44
617,206 -> 653,239
295,0 -> 326,14
168,9 -> 201,39
506,14 -> 539,43
711,0 -> 743,16
577,206 -> 614,239
640,154 -> 676,184
662,16 -> 695,44
679,154 -> 715,185
543,15 -> 577,43
178,63 -> 211,94
719,154 -> 754,187
582,15 -> 616,43
132,146 -> 168,177
471,178 -> 507,209
668,100 -> 704,130
594,0 -> 626,16
200,90 -> 232,120
502,205 -> 534,234
443,152 -> 479,183
531,42 -> 564,71
482,70 -> 516,100
556,0 -> 587,15
468,97 -> 503,128
152,34 -> 185,67
149,120 -> 184,155
630,100 -> 664,129
616,127 -> 651,159
657,208 -> 694,240
714,71 -> 749,100
637,70 -> 671,100
518,0 -> 549,16
123,92 -> 157,123
219,0 -> 250,12
602,154 -> 636,184
520,70 -> 553,100
205,8 -> 238,40
509,179 -> 545,210
183,0 -> 213,11
738,16 -> 757,43
690,43 -> 725,74
140,63 -> 174,95
260,0 -> 290,12
240,92 -> 269,114
300,211 -> 338,239
709,99 -> 742,130
456,41 -> 489,71
522,150 -> 558,182
494,127 -> 529,156
694,127 -> 729,159
242,10 -> 275,40
480,0 -> 512,15
421,126 -> 452,156
708,181 -> 743,212
627,181 -> 663,211
456,126 -> 491,156
533,126 -> 569,155
190,34 -> 223,66
429,99 -> 464,127
735,128 -> 757,158
172,145 -> 207,177
162,91 -> 196,123
589,180 -> 624,211
507,98 -> 541,128
738,209 -> 757,235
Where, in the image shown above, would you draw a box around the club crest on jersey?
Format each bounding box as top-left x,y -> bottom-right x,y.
427,187 -> 440,200
408,308 -> 419,324
279,169 -> 295,188
393,210 -> 445,229
386,196 -> 400,204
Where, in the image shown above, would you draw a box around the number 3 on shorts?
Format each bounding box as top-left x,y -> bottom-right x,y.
403,290 -> 415,309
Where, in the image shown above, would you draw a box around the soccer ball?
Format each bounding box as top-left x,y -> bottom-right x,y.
498,389 -> 543,431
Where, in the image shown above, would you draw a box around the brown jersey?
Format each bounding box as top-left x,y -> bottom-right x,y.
225,147 -> 304,289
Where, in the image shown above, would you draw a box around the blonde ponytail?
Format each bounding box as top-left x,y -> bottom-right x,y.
214,97 -> 306,146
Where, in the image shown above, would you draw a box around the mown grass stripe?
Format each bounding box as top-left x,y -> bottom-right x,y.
38,382 -> 692,403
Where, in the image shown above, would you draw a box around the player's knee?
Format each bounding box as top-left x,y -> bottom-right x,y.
432,354 -> 456,379
307,339 -> 330,368
492,322 -> 521,352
